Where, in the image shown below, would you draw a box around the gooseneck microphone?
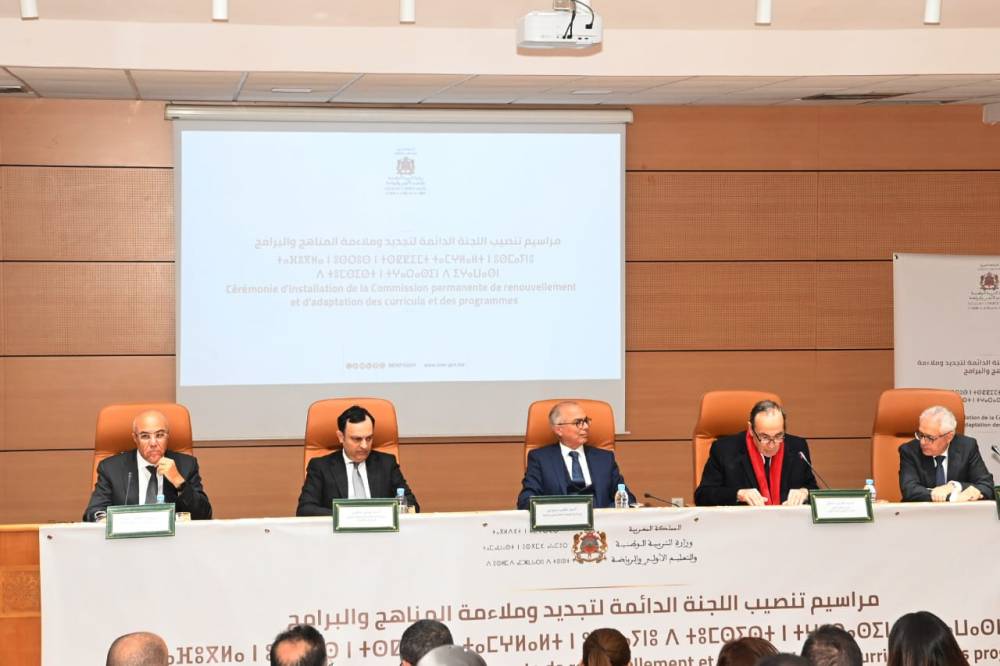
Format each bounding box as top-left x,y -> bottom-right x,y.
125,471 -> 133,505
990,445 -> 1000,458
798,451 -> 830,489
643,492 -> 684,508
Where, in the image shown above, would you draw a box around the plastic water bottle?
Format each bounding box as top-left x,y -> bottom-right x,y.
863,479 -> 877,502
155,493 -> 165,504
396,487 -> 408,514
614,484 -> 630,509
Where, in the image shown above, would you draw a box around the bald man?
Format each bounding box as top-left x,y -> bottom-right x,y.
83,409 -> 212,522
106,631 -> 168,666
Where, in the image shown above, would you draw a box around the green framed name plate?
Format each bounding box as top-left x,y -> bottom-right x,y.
809,490 -> 874,524
332,499 -> 399,533
106,503 -> 176,539
529,495 -> 594,532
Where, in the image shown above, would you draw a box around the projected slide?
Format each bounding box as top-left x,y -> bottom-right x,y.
176,119 -> 625,438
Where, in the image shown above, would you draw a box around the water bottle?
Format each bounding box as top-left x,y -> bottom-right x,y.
396,488 -> 408,514
155,493 -> 165,504
614,484 -> 630,509
863,479 -> 877,502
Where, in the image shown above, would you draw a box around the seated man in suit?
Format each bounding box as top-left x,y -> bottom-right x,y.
296,404 -> 419,515
83,409 -> 212,521
898,405 -> 995,502
695,400 -> 818,506
516,400 -> 634,509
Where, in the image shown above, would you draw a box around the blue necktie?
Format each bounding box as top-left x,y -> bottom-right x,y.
569,451 -> 584,484
934,456 -> 946,485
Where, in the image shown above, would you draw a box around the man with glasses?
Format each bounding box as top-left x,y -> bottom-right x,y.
516,400 -> 634,509
83,409 -> 212,521
695,400 -> 817,506
898,405 -> 994,502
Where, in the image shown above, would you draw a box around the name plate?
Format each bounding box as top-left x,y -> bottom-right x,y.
332,499 -> 399,533
529,495 -> 594,532
106,503 -> 176,539
809,490 -> 874,524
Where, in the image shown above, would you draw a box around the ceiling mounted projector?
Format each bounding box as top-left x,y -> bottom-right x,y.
518,10 -> 603,49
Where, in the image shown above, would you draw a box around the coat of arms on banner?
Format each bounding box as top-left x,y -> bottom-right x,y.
396,156 -> 415,175
981,272 -> 999,290
572,530 -> 608,564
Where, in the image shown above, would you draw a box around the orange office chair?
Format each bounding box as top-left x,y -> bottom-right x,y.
692,390 -> 783,489
871,388 -> 965,502
524,399 -> 616,468
92,403 -> 194,487
303,398 -> 400,476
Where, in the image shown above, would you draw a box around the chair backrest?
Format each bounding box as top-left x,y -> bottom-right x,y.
871,388 -> 965,502
304,398 -> 400,475
93,403 -> 194,486
524,399 -> 616,468
692,390 -> 783,488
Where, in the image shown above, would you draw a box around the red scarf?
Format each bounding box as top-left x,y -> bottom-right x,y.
746,430 -> 784,505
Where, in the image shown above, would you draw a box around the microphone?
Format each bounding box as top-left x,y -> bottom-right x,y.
125,471 -> 132,506
644,492 -> 683,508
798,451 -> 830,489
991,445 -> 1000,458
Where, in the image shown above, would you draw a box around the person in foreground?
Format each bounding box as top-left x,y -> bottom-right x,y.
84,409 -> 212,522
580,628 -> 631,666
297,404 -> 419,515
106,631 -> 169,666
417,644 -> 486,666
695,400 -> 818,506
898,405 -> 995,502
716,636 -> 778,666
759,656 -> 809,666
888,611 -> 969,666
517,401 -> 634,509
401,620 -> 454,666
270,624 -> 327,666
801,624 -> 863,666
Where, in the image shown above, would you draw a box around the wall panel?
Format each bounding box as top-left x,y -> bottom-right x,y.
0,450 -> 93,524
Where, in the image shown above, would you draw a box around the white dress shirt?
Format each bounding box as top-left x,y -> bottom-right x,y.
559,443 -> 592,486
343,451 -> 372,499
136,450 -> 163,504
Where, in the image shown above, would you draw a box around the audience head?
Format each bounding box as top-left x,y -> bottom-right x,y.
801,624 -> 863,666
717,636 -> 779,666
916,406 -> 958,458
131,410 -> 170,465
748,400 -> 787,458
759,656 -> 809,666
337,405 -> 376,463
580,628 -> 631,666
888,611 -> 968,666
400,619 -> 454,666
416,644 -> 486,666
106,631 -> 168,666
270,624 -> 327,666
549,401 -> 591,449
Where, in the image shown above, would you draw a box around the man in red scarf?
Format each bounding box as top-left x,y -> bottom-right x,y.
695,400 -> 818,506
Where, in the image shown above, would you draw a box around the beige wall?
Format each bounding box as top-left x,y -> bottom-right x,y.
2,99 -> 1000,522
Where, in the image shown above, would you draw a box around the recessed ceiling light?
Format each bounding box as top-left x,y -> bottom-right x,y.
571,89 -> 613,95
270,87 -> 314,94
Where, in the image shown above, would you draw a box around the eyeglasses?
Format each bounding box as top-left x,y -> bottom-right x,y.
136,430 -> 168,442
752,430 -> 785,445
556,417 -> 592,429
915,430 -> 952,443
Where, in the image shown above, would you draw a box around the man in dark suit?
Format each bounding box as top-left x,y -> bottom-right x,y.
898,405 -> 995,502
83,409 -> 212,521
296,404 -> 419,515
516,401 -> 634,509
695,400 -> 818,506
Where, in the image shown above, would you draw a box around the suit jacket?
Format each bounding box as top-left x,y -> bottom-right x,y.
83,450 -> 212,522
898,434 -> 996,502
517,443 -> 635,510
694,432 -> 818,506
296,449 -> 419,516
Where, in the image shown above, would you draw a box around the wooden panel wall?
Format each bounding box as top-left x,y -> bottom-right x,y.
2,100 -> 1000,524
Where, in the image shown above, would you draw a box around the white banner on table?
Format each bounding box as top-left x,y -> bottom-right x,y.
40,506 -> 1000,665
894,253 -> 1000,480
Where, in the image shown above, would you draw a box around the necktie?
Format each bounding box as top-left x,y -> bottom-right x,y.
352,462 -> 368,499
763,456 -> 772,479
145,465 -> 158,504
934,456 -> 946,485
569,451 -> 584,484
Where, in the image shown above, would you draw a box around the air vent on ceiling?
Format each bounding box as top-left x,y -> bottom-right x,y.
801,92 -> 906,101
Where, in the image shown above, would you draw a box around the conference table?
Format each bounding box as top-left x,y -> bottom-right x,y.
3,502 -> 999,666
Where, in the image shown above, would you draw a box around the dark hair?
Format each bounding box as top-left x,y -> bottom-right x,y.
717,636 -> 779,666
802,624 -> 863,666
270,625 -> 326,666
400,620 -> 454,664
106,632 -> 168,666
581,628 -> 631,666
758,655 -> 809,666
749,400 -> 786,431
888,611 -> 969,666
337,405 -> 375,433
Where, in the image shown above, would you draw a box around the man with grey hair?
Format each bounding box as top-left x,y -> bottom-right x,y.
516,400 -> 634,509
898,405 -> 995,502
106,631 -> 169,666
